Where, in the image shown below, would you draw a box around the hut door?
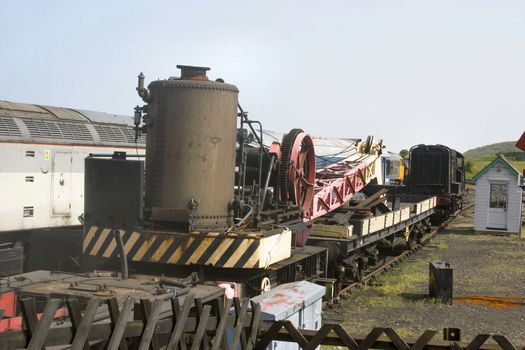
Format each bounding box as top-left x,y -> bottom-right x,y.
487,182 -> 508,230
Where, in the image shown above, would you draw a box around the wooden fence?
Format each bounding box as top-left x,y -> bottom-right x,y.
0,297 -> 523,350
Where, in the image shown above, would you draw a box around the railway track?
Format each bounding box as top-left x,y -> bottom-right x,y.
330,202 -> 475,303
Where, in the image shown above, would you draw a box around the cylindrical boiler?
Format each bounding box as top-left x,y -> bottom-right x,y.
143,65 -> 239,230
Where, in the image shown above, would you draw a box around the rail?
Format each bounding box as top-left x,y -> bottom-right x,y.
333,202 -> 474,298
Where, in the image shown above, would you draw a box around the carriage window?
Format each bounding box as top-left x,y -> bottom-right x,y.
489,183 -> 507,209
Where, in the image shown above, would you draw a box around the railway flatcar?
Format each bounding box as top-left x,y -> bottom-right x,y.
79,66 -> 447,299
0,100 -> 145,274
406,144 -> 465,216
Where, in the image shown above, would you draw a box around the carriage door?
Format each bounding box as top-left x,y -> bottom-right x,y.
51,151 -> 73,216
487,182 -> 508,230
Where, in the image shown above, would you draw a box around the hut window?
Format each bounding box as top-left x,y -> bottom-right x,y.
489,183 -> 507,209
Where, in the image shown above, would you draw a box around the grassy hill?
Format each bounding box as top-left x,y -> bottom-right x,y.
463,141 -> 519,157
463,141 -> 524,180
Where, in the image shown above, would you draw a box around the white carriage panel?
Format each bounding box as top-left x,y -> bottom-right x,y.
0,142 -> 145,233
393,210 -> 401,225
368,215 -> 386,234
420,199 -> 430,213
360,218 -> 370,236
400,207 -> 410,221
0,144 -> 53,231
384,212 -> 394,227
414,202 -> 423,215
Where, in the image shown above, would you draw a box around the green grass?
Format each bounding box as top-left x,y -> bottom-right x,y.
429,238 -> 448,249
373,262 -> 427,295
465,154 -> 525,180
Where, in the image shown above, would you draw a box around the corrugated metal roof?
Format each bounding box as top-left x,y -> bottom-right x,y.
23,119 -> 93,141
0,117 -> 22,137
0,100 -> 144,146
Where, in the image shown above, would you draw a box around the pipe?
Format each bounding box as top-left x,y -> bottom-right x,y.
238,104 -> 270,159
253,120 -> 264,209
136,72 -> 150,102
235,204 -> 253,227
114,230 -> 128,280
159,274 -> 197,296
260,154 -> 276,209
160,277 -> 190,289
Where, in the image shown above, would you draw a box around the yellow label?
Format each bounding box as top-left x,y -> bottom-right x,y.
44,150 -> 49,161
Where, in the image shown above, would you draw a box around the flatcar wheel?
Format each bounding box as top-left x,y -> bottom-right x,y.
355,257 -> 368,282
424,219 -> 432,233
353,263 -> 362,282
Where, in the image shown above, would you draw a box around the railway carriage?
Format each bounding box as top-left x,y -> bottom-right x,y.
0,100 -> 145,274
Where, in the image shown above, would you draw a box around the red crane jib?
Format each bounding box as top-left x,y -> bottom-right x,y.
305,162 -> 369,221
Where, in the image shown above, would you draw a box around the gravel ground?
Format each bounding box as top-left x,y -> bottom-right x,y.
324,197 -> 525,345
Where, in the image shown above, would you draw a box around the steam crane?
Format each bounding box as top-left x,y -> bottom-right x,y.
81,65 -> 382,296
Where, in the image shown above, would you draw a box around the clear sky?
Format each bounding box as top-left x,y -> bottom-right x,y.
1,1 -> 524,152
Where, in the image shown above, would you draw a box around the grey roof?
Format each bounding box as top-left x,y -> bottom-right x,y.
0,99 -> 143,146
0,100 -> 133,126
73,109 -> 133,126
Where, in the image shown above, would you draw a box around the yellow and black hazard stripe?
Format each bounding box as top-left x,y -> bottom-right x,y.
82,226 -> 264,268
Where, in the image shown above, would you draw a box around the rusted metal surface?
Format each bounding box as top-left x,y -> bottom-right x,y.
454,296 -> 525,309
1,270 -> 220,303
143,66 -> 239,230
0,295 -> 258,350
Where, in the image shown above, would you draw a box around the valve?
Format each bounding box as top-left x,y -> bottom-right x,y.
133,105 -> 149,142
